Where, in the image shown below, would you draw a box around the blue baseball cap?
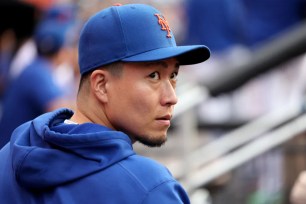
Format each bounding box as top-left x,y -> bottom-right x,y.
79,3 -> 210,75
34,4 -> 78,55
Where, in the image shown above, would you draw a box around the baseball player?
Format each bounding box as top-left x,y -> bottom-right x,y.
0,3 -> 210,203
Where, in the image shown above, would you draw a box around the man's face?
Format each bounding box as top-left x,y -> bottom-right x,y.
105,58 -> 179,147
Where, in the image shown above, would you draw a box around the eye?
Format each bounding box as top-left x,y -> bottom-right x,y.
170,72 -> 178,81
149,72 -> 160,80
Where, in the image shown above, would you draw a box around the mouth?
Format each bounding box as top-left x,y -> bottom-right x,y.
156,114 -> 172,121
156,115 -> 172,126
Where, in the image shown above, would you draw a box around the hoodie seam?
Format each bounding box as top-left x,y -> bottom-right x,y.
140,180 -> 178,204
117,161 -> 177,203
113,6 -> 129,55
117,162 -> 148,193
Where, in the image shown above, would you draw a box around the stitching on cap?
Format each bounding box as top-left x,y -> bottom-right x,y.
113,6 -> 129,56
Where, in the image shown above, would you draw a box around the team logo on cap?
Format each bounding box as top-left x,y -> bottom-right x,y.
154,14 -> 172,38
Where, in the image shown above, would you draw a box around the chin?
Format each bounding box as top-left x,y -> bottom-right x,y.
136,134 -> 167,147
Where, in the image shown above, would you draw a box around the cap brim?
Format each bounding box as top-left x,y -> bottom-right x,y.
121,45 -> 210,65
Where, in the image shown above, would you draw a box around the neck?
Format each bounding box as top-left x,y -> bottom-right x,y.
70,107 -> 92,124
71,97 -> 114,130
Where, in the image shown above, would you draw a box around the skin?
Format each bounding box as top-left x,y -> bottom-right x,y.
71,58 -> 180,147
291,171 -> 306,204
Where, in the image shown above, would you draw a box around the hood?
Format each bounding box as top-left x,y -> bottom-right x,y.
10,108 -> 134,190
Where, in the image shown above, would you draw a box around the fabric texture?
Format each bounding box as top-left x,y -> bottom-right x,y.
0,108 -> 190,204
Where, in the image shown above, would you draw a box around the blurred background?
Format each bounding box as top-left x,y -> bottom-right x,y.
1,0 -> 306,203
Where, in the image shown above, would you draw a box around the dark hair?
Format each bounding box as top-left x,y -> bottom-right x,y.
78,62 -> 124,94
0,1 -> 40,53
0,1 -> 40,40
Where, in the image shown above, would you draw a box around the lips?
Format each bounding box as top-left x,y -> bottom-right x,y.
157,114 -> 172,121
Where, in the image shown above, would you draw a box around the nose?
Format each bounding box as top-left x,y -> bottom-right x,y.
161,81 -> 178,106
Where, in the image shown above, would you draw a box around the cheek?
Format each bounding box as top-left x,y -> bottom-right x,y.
126,86 -> 155,116
109,82 -> 155,118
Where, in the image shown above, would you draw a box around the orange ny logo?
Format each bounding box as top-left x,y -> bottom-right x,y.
154,14 -> 172,38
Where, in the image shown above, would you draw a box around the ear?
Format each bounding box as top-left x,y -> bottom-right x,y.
90,69 -> 109,103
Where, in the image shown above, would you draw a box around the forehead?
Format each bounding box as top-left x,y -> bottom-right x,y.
124,58 -> 180,70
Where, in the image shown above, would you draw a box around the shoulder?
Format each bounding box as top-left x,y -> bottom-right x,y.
120,155 -> 173,181
117,155 -> 190,203
20,58 -> 53,80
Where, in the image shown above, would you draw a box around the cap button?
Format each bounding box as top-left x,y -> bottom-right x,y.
113,3 -> 122,6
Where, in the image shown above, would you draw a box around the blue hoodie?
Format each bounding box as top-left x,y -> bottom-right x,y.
0,108 -> 190,204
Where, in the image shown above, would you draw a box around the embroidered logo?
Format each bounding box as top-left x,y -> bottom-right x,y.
154,14 -> 172,38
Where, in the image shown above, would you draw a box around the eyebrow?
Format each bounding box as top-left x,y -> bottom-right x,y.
146,61 -> 180,69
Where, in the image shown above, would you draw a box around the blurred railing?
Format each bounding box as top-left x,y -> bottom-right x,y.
180,103 -> 306,193
172,101 -> 306,180
203,19 -> 306,97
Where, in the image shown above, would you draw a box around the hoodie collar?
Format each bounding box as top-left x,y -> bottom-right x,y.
11,108 -> 135,189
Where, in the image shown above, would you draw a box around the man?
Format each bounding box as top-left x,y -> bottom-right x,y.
0,3 -> 210,203
0,4 -> 78,148
0,1 -> 39,109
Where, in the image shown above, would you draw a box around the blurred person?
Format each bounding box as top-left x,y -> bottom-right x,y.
53,42 -> 80,101
181,0 -> 249,124
182,0 -> 306,122
181,0 -> 306,204
0,1 -> 39,100
227,1 -> 306,204
230,0 -> 306,120
52,10 -> 81,101
0,3 -> 210,203
232,2 -> 306,203
240,0 -> 306,48
183,0 -> 245,54
0,4 -> 79,148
